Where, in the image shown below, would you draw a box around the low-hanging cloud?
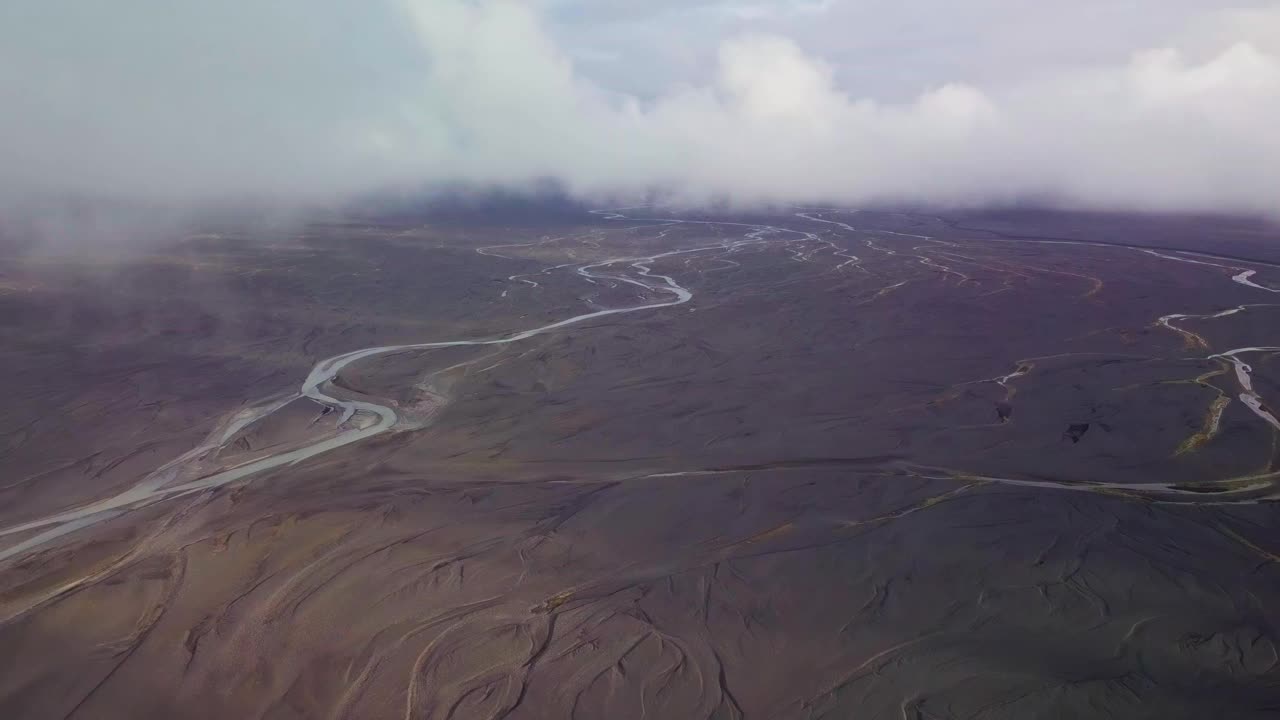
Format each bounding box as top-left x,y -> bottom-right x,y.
2,0 -> 1279,225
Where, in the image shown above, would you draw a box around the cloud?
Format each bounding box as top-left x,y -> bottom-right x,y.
1,0 -> 1278,226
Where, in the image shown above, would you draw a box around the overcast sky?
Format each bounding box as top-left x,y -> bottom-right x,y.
2,1 -> 1279,217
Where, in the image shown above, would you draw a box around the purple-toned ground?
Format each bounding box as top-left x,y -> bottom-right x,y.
1,206 -> 1278,719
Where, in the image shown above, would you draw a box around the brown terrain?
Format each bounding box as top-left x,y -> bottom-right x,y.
1,206 -> 1278,718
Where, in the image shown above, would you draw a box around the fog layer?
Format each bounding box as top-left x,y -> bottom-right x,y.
2,1 -> 1278,216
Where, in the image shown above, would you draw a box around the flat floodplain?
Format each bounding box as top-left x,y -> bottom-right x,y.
1,207 -> 1278,719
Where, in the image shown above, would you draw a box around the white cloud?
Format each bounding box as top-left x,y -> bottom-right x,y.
1,0 -> 1278,222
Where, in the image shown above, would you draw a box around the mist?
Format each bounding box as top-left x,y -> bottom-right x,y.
2,0 -> 1279,240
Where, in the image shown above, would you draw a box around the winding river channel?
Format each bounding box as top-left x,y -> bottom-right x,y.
0,213 -> 823,562
2,209 -> 1279,563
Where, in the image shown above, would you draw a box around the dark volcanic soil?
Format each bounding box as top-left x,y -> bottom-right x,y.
1,207 -> 1278,719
